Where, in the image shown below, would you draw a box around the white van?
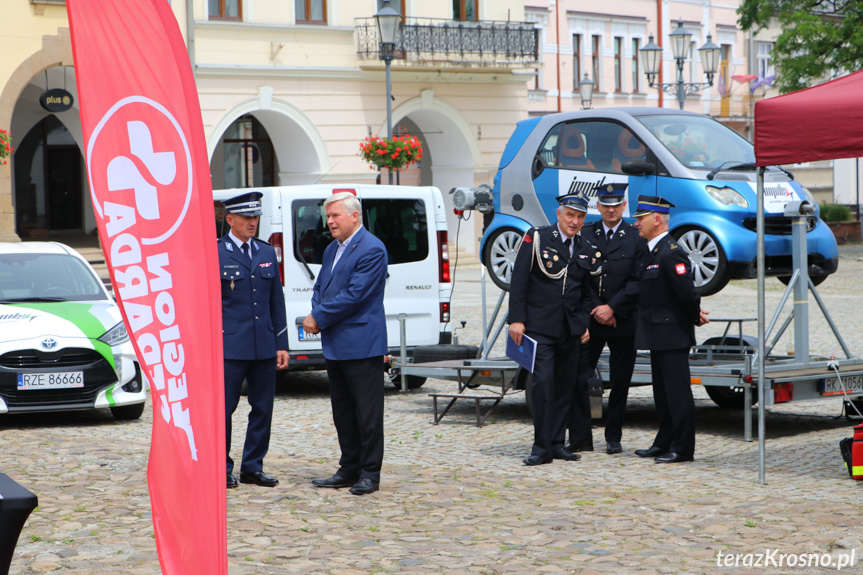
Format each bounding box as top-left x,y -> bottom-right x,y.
212,185 -> 456,383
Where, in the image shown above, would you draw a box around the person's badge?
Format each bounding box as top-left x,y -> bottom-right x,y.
230,280 -> 235,291
553,255 -> 559,261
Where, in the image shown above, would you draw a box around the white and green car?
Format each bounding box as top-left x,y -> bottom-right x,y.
0,242 -> 146,419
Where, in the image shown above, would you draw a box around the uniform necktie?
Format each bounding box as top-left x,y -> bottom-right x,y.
563,237 -> 572,258
607,229 -> 614,243
242,242 -> 251,259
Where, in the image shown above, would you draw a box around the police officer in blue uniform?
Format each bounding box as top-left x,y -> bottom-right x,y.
508,193 -> 598,466
632,195 -> 708,463
219,191 -> 289,488
583,183 -> 648,455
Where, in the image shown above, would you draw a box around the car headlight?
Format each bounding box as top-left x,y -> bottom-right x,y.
799,185 -> 816,205
705,185 -> 748,208
99,321 -> 129,346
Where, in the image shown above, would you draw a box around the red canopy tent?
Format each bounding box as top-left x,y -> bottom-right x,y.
750,70 -> 863,484
754,69 -> 863,166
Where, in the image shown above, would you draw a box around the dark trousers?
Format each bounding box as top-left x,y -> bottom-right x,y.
325,356 -> 385,482
567,339 -> 593,447
588,335 -> 637,443
529,334 -> 583,459
225,358 -> 276,474
649,348 -> 695,457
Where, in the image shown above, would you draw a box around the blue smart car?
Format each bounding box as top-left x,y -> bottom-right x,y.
480,108 -> 838,295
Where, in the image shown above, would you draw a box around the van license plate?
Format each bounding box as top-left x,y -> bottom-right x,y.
298,326 -> 320,341
821,374 -> 863,396
18,371 -> 85,390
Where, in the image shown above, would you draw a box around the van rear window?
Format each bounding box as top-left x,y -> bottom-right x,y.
293,199 -> 429,265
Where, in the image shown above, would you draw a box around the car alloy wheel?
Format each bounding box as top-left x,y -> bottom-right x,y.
484,227 -> 524,291
673,227 -> 730,296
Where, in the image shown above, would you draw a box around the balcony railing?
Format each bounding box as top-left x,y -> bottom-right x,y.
355,17 -> 539,68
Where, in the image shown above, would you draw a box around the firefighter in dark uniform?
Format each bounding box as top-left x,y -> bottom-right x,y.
508,193 -> 598,466
584,183 -> 648,455
219,191 -> 289,488
632,195 -> 709,463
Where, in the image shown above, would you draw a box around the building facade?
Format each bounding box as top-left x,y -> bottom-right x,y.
526,1 -> 751,119
0,0 -> 537,252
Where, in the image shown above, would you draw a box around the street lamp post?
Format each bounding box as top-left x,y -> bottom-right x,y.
578,74 -> 595,110
640,20 -> 721,110
375,0 -> 401,184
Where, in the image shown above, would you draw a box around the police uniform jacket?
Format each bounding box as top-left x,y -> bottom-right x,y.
508,225 -> 598,340
586,220 -> 647,339
219,235 -> 289,360
634,234 -> 701,351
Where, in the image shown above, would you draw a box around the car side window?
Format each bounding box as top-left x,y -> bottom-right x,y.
539,121 -> 648,173
363,199 -> 429,264
611,127 -> 647,173
293,199 -> 331,265
291,198 -> 429,265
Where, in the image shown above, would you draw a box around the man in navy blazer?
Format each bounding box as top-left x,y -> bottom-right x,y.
303,192 -> 388,496
220,191 -> 289,489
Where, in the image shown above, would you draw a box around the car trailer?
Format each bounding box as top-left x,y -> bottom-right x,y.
394,205 -> 863,446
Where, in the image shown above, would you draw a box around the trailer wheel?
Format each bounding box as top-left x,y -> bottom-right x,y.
701,336 -> 759,408
396,345 -> 479,390
518,368 -> 602,419
412,344 -> 479,363
704,385 -> 758,409
514,367 -> 533,417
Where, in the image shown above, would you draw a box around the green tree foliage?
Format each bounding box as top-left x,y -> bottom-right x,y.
738,0 -> 863,93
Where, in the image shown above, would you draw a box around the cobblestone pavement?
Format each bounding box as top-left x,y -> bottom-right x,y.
3,247 -> 863,574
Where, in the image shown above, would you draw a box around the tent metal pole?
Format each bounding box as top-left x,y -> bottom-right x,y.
757,166 -> 766,485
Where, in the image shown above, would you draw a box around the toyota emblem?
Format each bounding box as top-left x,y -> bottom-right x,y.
41,338 -> 57,350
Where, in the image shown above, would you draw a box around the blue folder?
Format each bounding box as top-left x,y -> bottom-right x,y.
506,333 -> 537,373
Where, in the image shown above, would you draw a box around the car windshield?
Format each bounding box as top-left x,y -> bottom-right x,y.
636,114 -> 756,170
0,253 -> 107,302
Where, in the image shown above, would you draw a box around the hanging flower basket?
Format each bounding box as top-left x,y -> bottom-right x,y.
0,129 -> 13,165
358,134 -> 423,172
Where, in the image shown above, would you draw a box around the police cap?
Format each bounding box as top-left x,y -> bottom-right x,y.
633,195 -> 676,218
595,182 -> 628,206
222,191 -> 263,217
556,192 -> 589,213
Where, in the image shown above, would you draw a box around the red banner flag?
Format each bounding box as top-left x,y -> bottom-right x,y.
67,1 -> 226,573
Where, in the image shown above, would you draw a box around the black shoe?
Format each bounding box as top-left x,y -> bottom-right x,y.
654,452 -> 694,464
227,473 -> 238,489
522,455 -> 553,466
635,446 -> 666,458
239,471 -> 279,487
348,478 -> 379,495
312,473 -> 358,489
606,441 -> 623,455
566,442 -> 594,452
552,448 -> 581,462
